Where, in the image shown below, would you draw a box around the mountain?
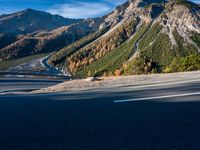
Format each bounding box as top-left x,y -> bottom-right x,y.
48,0 -> 200,77
0,0 -> 199,76
0,9 -> 103,61
0,8 -> 82,34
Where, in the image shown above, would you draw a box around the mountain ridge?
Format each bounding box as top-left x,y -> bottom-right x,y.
0,8 -> 82,34
0,9 -> 104,61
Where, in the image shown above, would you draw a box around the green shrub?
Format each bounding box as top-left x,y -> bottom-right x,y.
123,56 -> 144,75
190,32 -> 200,47
164,54 -> 200,73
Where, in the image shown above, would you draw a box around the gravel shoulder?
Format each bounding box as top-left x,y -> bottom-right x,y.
32,71 -> 200,94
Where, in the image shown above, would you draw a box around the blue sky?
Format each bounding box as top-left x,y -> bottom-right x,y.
0,0 -> 199,19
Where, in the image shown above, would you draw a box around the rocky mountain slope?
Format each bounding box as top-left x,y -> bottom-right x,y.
0,9 -> 104,61
49,0 -> 200,77
0,8 -> 81,34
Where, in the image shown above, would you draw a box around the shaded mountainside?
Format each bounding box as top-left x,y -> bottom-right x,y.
0,14 -> 104,61
0,33 -> 17,49
0,9 -> 82,34
48,0 -> 200,77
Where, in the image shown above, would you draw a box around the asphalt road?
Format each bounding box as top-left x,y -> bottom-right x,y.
0,78 -> 200,150
0,78 -> 63,93
42,56 -> 62,75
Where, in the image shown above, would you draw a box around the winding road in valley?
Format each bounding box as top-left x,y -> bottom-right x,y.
0,77 -> 200,149
41,56 -> 71,77
41,56 -> 63,75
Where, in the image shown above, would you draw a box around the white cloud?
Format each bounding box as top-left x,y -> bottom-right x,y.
47,2 -> 113,19
36,0 -> 200,19
106,0 -> 126,5
192,0 -> 200,3
0,7 -> 18,15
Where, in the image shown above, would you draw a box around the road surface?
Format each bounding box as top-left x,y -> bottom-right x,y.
0,78 -> 63,93
0,78 -> 200,150
41,56 -> 71,76
41,56 -> 63,75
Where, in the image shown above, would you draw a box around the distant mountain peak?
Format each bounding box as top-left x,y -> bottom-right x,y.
24,8 -> 34,12
0,9 -> 82,34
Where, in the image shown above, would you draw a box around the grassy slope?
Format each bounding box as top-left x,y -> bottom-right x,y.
124,33 -> 171,75
125,24 -> 167,74
126,26 -> 199,74
140,33 -> 174,67
173,30 -> 198,57
74,25 -> 150,77
138,23 -> 163,51
0,53 -> 48,70
140,30 -> 198,69
190,31 -> 200,47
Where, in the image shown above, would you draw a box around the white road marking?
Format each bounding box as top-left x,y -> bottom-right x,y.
114,92 -> 200,103
122,78 -> 200,90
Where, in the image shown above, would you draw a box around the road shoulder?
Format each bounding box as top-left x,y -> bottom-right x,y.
32,71 -> 200,94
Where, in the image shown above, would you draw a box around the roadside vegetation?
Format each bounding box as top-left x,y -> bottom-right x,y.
164,54 -> 200,73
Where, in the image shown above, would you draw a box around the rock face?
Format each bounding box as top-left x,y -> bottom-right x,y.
48,0 -> 200,77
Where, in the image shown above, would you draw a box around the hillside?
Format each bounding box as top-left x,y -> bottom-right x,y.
0,10 -> 104,61
0,8 -> 81,34
49,0 -> 200,77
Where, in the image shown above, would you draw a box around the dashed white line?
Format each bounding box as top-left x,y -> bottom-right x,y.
122,78 -> 200,90
114,92 -> 200,103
